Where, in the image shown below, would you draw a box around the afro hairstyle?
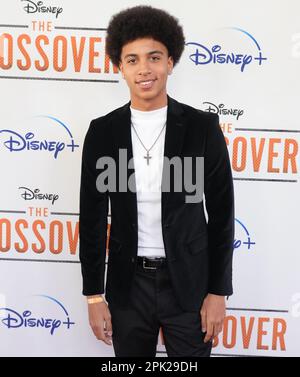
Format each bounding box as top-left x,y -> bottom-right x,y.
105,5 -> 185,68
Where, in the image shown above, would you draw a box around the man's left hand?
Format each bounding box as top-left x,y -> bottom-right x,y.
200,293 -> 226,343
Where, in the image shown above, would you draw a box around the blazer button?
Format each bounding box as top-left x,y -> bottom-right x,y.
131,257 -> 135,263
132,223 -> 137,229
163,223 -> 170,228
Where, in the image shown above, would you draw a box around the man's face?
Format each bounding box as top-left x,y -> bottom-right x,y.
119,38 -> 173,108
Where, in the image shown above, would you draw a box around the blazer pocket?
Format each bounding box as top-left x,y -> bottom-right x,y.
185,233 -> 208,255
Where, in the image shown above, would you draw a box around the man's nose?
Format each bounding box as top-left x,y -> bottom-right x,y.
138,60 -> 151,75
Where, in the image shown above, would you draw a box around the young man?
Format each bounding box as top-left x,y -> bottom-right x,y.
79,5 -> 234,357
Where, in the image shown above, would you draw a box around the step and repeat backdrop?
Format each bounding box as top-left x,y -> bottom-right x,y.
0,0 -> 299,357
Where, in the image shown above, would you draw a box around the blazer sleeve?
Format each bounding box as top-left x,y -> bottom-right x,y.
203,112 -> 235,296
79,119 -> 109,296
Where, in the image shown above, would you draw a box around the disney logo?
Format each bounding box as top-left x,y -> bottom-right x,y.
0,130 -> 79,159
0,295 -> 75,335
203,102 -> 244,120
19,187 -> 59,205
234,218 -> 256,251
186,28 -> 267,72
21,0 -> 63,18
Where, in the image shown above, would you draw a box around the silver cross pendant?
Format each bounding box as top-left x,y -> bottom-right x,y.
144,151 -> 152,165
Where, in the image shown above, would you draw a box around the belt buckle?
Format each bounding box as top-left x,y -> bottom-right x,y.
143,258 -> 157,270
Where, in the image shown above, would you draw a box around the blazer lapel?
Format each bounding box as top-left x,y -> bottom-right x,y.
162,96 -> 187,220
112,95 -> 187,226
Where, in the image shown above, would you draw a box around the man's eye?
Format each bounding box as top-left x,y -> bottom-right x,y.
151,56 -> 160,61
127,59 -> 136,64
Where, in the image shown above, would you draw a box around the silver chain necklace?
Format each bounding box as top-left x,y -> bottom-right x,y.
131,122 -> 166,165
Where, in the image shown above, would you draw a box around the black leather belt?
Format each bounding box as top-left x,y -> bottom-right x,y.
137,256 -> 167,270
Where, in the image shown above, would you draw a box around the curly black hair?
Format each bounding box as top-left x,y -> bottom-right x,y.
105,5 -> 185,68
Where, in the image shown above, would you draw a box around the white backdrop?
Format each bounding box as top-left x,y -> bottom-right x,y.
0,0 -> 299,357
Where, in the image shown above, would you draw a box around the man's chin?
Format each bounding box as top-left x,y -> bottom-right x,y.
134,91 -> 161,101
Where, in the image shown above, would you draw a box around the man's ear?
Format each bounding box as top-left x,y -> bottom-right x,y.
168,56 -> 174,75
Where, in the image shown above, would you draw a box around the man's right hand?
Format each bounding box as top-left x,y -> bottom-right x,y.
87,296 -> 113,345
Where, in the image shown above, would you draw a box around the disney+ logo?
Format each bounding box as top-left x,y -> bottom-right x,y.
21,0 -> 63,18
186,27 -> 267,72
0,115 -> 79,159
0,295 -> 75,335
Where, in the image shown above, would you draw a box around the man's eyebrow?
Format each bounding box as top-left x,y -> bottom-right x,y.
123,50 -> 164,59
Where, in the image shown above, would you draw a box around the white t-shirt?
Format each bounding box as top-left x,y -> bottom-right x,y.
130,104 -> 167,258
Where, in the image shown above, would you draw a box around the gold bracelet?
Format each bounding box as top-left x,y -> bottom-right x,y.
87,297 -> 104,304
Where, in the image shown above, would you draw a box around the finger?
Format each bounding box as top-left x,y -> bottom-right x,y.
204,322 -> 214,343
213,335 -> 219,345
91,321 -> 111,345
213,323 -> 222,338
104,316 -> 113,337
215,318 -> 225,337
103,327 -> 113,343
100,326 -> 112,345
91,324 -> 104,341
103,320 -> 113,345
201,311 -> 207,333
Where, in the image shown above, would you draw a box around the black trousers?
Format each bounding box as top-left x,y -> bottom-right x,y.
108,260 -> 212,357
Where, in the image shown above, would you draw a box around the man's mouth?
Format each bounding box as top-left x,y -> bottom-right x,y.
136,79 -> 156,89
